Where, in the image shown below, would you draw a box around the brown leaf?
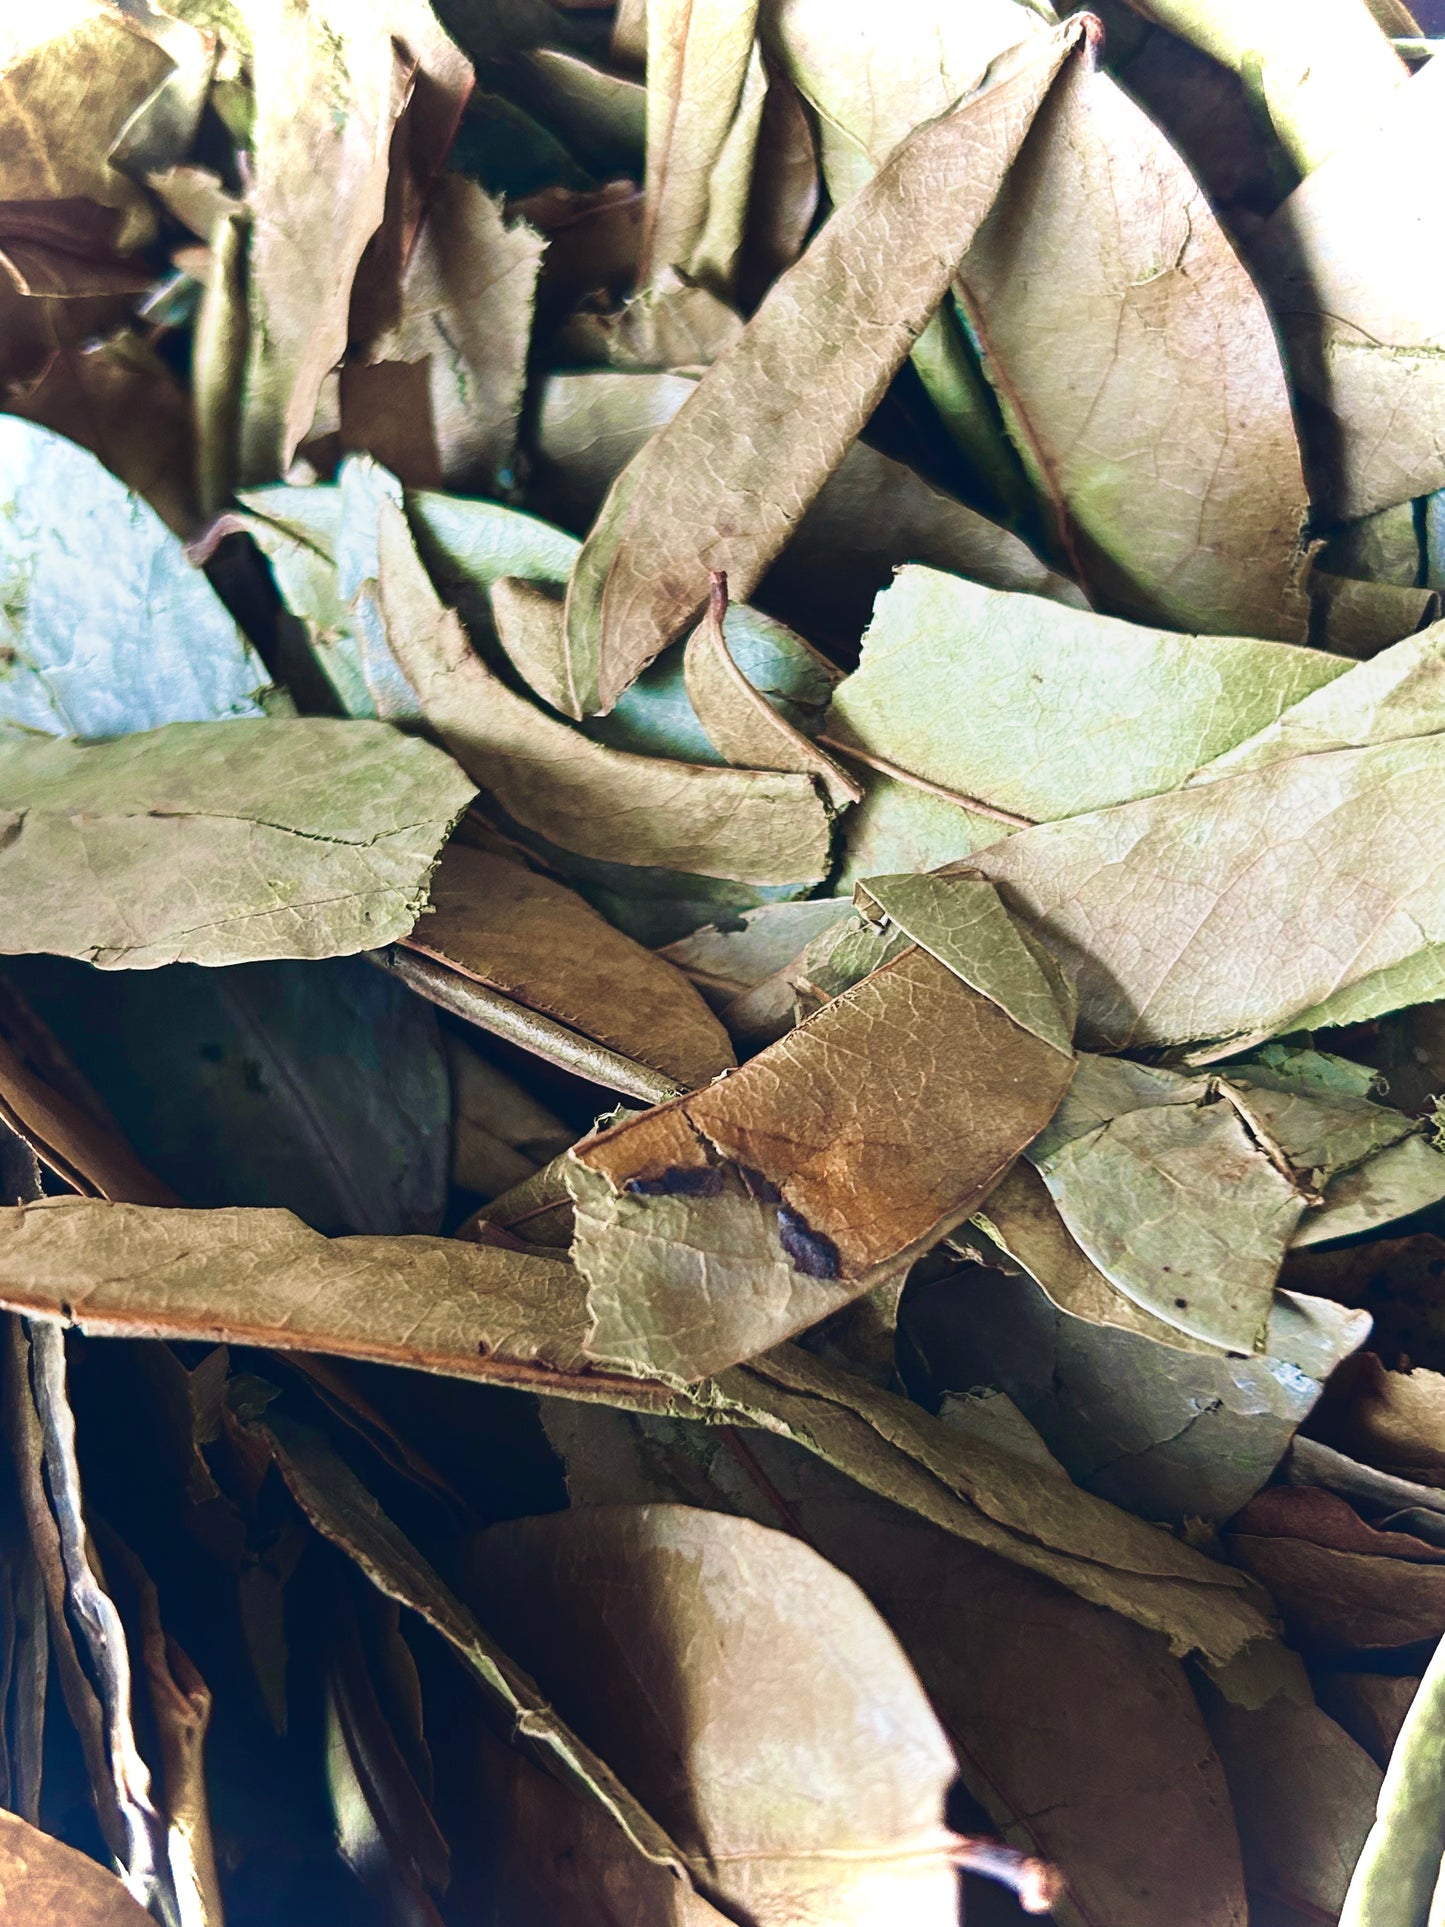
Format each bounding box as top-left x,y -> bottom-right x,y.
344,174 -> 543,494
534,368 -> 1083,645
463,1503 -> 964,1925
0,1806 -> 154,1925
1199,1684 -> 1382,1923
562,19 -> 1089,712
682,574 -> 860,806
372,495 -> 833,884
406,842 -> 736,1089
569,942 -> 1075,1379
239,0 -> 472,481
1227,1486 -> 1445,1652
729,1441 -> 1250,1927
0,1197 -> 651,1398
1315,1352 -> 1445,1489
1314,1672 -> 1421,1770
956,46 -> 1312,639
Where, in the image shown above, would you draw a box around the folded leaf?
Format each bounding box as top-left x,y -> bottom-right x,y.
825,567 -> 1346,823
563,19 -> 1088,712
1226,1487 -> 1445,1653
641,0 -> 761,289
0,720 -> 475,969
344,174 -> 543,495
682,576 -> 859,806
1255,51 -> 1445,519
465,1503 -> 963,1926
0,419 -> 272,739
956,46 -> 1313,639
569,939 -> 1075,1379
372,497 -> 833,883
407,842 -> 735,1089
239,0 -> 472,481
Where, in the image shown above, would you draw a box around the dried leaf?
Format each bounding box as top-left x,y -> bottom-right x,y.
256,1412 -> 695,1879
0,1196 -> 625,1391
0,719 -> 476,969
464,1503 -> 963,1925
1341,1630 -> 1445,1927
371,493 -> 833,883
569,939 -> 1075,1379
904,1256 -> 1370,1522
0,1806 -> 154,1926
1121,0 -> 1407,174
0,418 -> 271,739
344,174 -> 543,494
955,46 -> 1313,639
693,1344 -> 1279,1668
407,841 -> 735,1088
971,726 -> 1445,1051
682,575 -> 859,806
1315,1672 -> 1420,1771
1227,1487 -> 1445,1653
825,566 -> 1346,825
239,0 -> 473,481
1200,1684 -> 1383,1923
1255,52 -> 1445,519
563,19 -> 1088,713
640,0 -> 761,290
534,368 -> 1082,642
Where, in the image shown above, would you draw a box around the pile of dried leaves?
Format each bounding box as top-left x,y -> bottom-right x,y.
13,0 -> 1445,1922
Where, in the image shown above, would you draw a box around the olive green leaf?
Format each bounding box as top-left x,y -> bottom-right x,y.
0,720 -> 475,969
826,566 -> 1346,824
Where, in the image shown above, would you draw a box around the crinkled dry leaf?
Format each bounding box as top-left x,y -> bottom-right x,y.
373,493 -> 834,884
563,19 -> 1088,713
464,1503 -> 962,1926
569,939 -> 1074,1379
0,719 -> 475,969
239,0 -> 473,481
1227,1487 -> 1445,1654
408,841 -> 735,1088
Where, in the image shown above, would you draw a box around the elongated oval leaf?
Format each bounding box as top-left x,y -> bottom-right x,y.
562,19 -> 1088,712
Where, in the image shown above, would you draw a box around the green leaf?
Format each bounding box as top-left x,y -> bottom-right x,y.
0,420 -> 272,739
826,565 -> 1345,824
1339,1629 -> 1441,1925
